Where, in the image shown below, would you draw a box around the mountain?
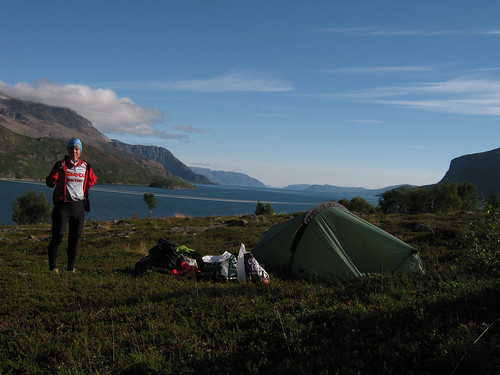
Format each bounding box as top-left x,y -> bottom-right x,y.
0,93 -> 192,188
190,167 -> 266,188
440,148 -> 500,197
0,125 -> 194,188
4,92 -> 500,195
284,184 -> 413,196
287,146 -> 500,198
284,184 -> 313,191
112,141 -> 212,185
0,93 -> 110,145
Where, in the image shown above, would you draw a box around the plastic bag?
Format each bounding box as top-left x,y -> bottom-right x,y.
202,251 -> 238,281
237,244 -> 270,283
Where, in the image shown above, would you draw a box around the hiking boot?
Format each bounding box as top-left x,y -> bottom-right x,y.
68,269 -> 76,274
50,268 -> 59,274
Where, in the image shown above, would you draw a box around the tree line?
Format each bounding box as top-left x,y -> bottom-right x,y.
379,181 -> 479,214
339,181 -> 499,215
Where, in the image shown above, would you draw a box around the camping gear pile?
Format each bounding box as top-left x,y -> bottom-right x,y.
252,201 -> 424,281
135,201 -> 423,283
135,238 -> 269,283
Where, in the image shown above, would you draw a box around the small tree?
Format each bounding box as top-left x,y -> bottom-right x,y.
143,193 -> 158,218
432,181 -> 461,214
457,181 -> 479,211
265,202 -> 276,215
12,190 -> 52,224
255,201 -> 275,215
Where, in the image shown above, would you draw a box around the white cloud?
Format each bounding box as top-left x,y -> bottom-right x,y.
316,27 -> 500,37
0,80 -> 165,136
349,119 -> 384,124
334,74 -> 500,116
174,124 -> 206,133
319,65 -> 437,74
140,70 -> 294,93
385,144 -> 432,150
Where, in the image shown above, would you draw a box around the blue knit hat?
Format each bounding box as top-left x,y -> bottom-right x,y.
67,138 -> 82,150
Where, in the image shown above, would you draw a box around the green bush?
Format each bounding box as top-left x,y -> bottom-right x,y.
379,187 -> 411,213
462,211 -> 500,276
407,186 -> 433,214
337,198 -> 350,208
255,201 -> 275,215
347,196 -> 374,214
482,192 -> 500,211
12,190 -> 52,224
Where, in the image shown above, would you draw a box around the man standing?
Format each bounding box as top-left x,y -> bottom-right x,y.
46,138 -> 97,273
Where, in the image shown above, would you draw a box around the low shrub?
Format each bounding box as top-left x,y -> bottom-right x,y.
0,212 -> 498,374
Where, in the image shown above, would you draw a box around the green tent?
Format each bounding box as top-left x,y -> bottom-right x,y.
252,202 -> 423,281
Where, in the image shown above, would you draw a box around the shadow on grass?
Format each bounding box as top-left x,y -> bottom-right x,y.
159,283 -> 499,375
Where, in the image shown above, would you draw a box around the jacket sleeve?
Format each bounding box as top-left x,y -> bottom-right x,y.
46,161 -> 63,187
87,166 -> 98,188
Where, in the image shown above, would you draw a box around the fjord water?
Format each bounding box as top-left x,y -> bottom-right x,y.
0,180 -> 379,225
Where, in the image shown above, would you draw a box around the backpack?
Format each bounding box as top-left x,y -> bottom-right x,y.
134,238 -> 179,274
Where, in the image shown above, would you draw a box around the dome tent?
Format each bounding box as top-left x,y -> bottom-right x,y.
252,202 -> 423,281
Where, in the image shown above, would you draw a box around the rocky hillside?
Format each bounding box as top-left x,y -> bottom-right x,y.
440,148 -> 500,197
0,93 -> 110,146
0,126 -> 193,188
113,141 -> 212,185
0,93 -> 197,188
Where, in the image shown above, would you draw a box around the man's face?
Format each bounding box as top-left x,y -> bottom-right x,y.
68,146 -> 81,160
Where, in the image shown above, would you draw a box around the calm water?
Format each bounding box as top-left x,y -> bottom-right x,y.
0,180 -> 379,225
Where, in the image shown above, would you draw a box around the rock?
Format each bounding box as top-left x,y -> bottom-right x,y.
414,223 -> 435,232
226,219 -> 248,227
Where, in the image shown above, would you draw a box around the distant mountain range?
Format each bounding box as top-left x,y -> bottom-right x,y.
190,167 -> 266,188
1,92 -> 499,196
283,184 -> 413,196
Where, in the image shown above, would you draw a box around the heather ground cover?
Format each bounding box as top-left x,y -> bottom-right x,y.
0,212 -> 498,374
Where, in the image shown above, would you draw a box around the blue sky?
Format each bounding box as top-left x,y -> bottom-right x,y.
2,1 -> 500,188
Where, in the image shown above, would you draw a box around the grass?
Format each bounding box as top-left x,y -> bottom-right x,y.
0,212 -> 499,374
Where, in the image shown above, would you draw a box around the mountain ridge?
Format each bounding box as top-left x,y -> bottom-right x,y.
190,167 -> 267,188
112,141 -> 212,185
284,183 -> 414,196
0,94 -> 110,146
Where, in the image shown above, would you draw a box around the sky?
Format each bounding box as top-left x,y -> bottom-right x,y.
2,0 -> 500,188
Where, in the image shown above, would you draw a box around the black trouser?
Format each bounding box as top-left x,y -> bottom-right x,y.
48,200 -> 85,270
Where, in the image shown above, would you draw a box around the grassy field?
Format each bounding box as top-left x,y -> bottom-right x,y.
0,211 -> 498,374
